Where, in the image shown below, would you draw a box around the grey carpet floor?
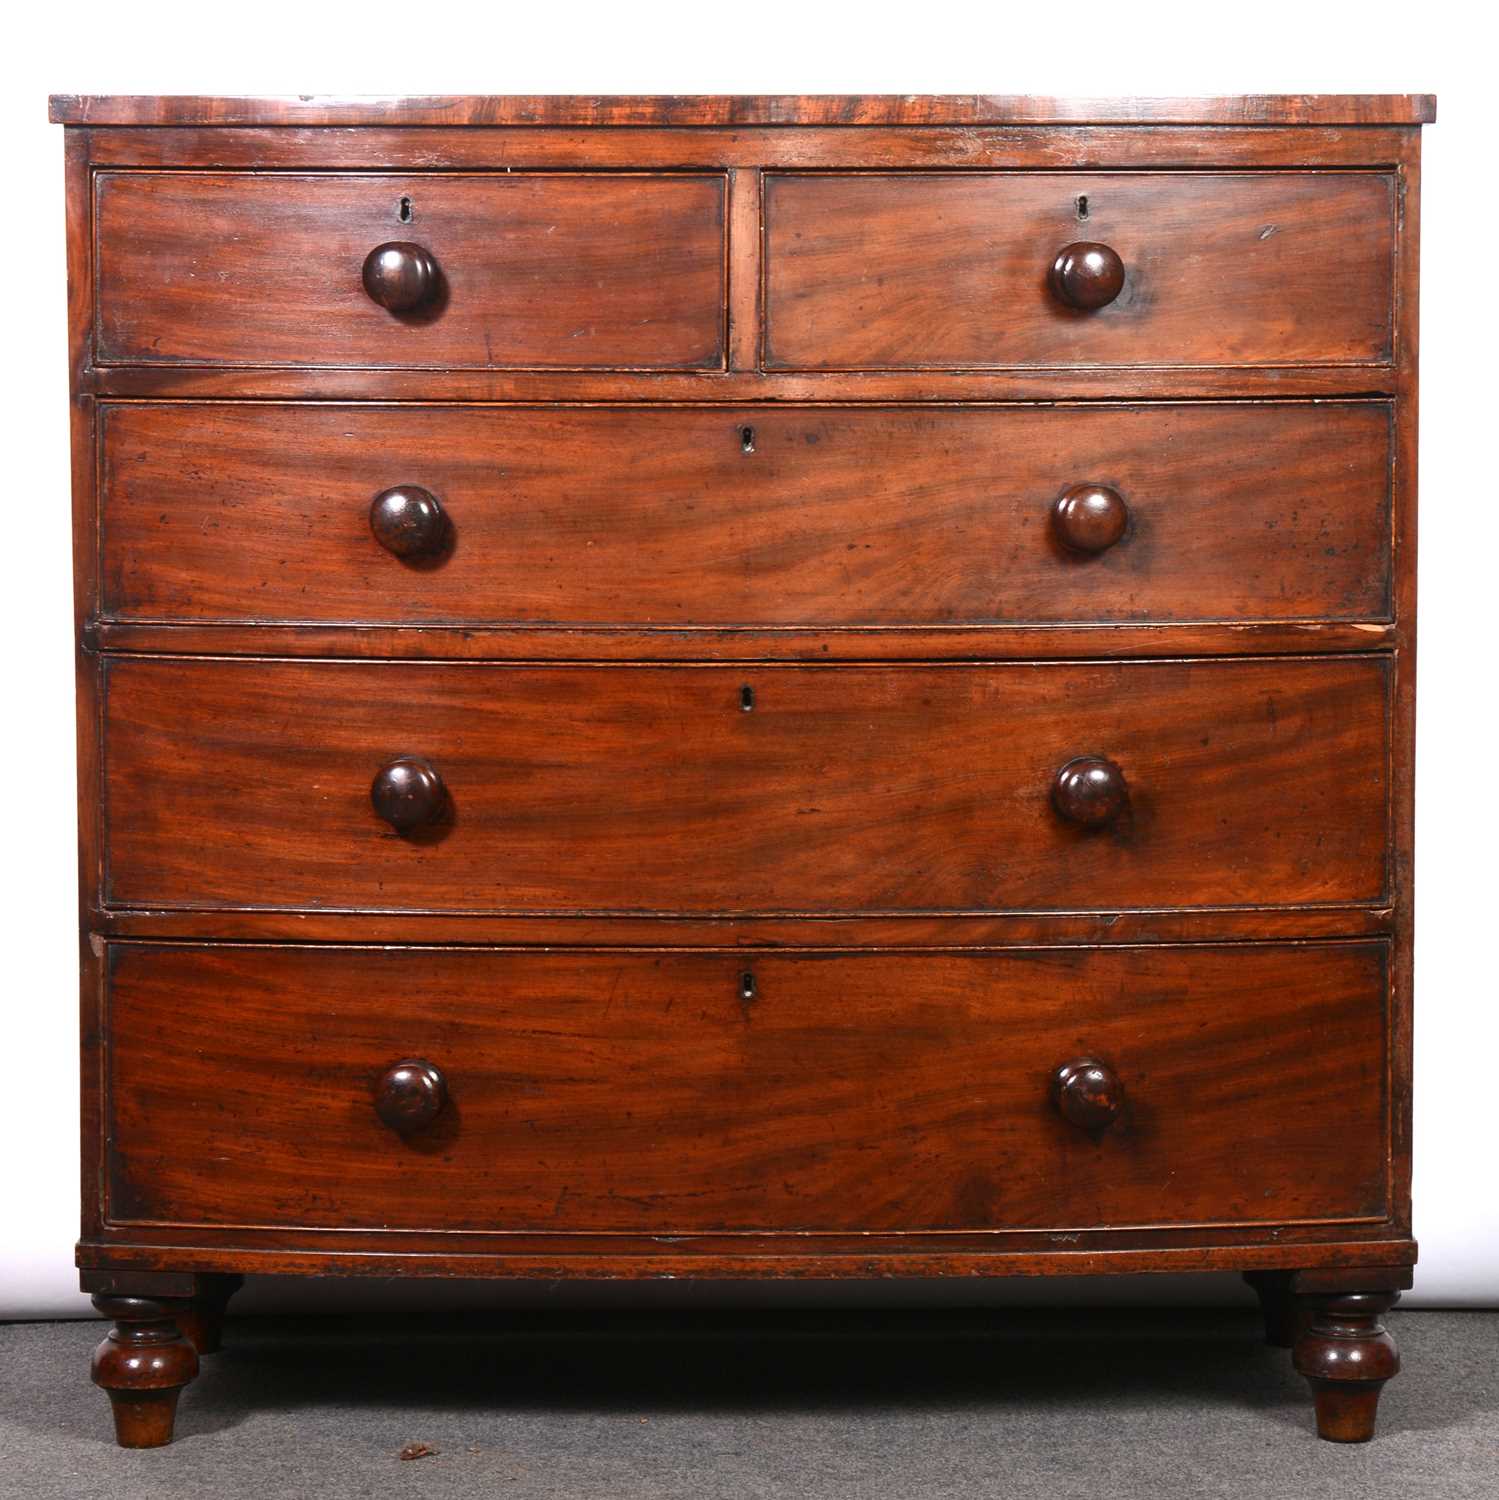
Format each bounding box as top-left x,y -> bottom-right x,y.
0,1308 -> 1494,1499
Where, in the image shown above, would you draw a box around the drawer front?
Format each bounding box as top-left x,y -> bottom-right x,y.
94,172 -> 726,369
99,402 -> 1392,628
103,942 -> 1389,1234
765,173 -> 1395,369
102,657 -> 1389,913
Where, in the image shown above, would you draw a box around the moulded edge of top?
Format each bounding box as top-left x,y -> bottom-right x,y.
47,93 -> 1438,129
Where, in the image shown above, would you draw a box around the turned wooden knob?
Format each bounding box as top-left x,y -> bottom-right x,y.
374,1059 -> 447,1132
1052,1057 -> 1125,1131
371,757 -> 448,833
1053,484 -> 1129,553
370,485 -> 449,560
1050,241 -> 1126,310
362,241 -> 439,312
1052,756 -> 1129,827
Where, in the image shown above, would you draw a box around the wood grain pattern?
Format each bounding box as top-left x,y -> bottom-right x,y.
765,173 -> 1396,369
100,657 -> 1390,914
50,95 -> 1438,127
103,942 -> 1389,1235
97,402 -> 1393,630
94,172 -> 726,369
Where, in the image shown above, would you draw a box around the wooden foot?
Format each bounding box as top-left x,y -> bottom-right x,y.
1292,1291 -> 1400,1442
162,1274 -> 244,1356
1243,1270 -> 1299,1348
90,1295 -> 199,1448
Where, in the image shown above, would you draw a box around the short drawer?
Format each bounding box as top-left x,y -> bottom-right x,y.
98,401 -> 1392,628
101,657 -> 1389,914
93,172 -> 726,369
102,941 -> 1390,1235
764,173 -> 1395,369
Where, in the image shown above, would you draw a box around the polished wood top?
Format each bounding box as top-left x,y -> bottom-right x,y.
48,93 -> 1438,127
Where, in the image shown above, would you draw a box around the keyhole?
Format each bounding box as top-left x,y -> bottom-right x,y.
398,196 -> 413,223
1075,194 -> 1090,221
740,425 -> 756,454
740,684 -> 755,712
740,971 -> 757,1002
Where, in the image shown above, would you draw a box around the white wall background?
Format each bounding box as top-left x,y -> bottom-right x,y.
4,0 -> 1495,1319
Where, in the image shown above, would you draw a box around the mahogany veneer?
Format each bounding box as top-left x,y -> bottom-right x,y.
101,656 -> 1390,914
53,93 -> 1428,1449
98,402 -> 1393,629
106,943 -> 1388,1234
94,172 -> 727,369
764,172 -> 1396,369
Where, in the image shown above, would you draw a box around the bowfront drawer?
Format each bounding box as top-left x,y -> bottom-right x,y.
98,401 -> 1392,629
102,941 -> 1389,1234
101,657 -> 1389,914
93,172 -> 726,369
765,172 -> 1396,369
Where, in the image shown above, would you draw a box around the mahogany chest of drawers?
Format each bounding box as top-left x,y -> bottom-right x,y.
50,92 -> 1434,1448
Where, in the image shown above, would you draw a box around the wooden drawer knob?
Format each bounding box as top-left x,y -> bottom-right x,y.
371,757 -> 448,834
1052,756 -> 1129,827
1053,484 -> 1128,553
370,486 -> 449,561
362,242 -> 439,313
374,1059 -> 447,1132
1049,242 -> 1126,310
1052,1057 -> 1125,1131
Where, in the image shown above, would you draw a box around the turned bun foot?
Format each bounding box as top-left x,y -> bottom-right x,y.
1243,1270 -> 1301,1348
90,1295 -> 199,1448
164,1273 -> 244,1356
1293,1290 -> 1400,1442
169,1304 -> 219,1359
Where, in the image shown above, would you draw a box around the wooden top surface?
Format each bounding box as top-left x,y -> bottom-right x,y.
48,93 -> 1437,128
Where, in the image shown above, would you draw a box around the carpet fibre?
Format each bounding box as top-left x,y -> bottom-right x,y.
0,1308 -> 1493,1498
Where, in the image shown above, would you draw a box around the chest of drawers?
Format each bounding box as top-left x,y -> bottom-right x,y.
50,92 -> 1433,1449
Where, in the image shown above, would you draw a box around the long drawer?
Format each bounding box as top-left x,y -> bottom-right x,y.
102,941 -> 1389,1235
98,402 -> 1392,628
93,172 -> 727,369
101,657 -> 1389,914
765,172 -> 1396,369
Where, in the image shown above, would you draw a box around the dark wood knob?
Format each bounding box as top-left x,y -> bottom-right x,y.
1052,756 -> 1129,827
362,242 -> 439,313
1053,484 -> 1129,553
1050,242 -> 1126,310
374,1059 -> 447,1132
370,486 -> 449,560
371,757 -> 448,833
1052,1057 -> 1125,1132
